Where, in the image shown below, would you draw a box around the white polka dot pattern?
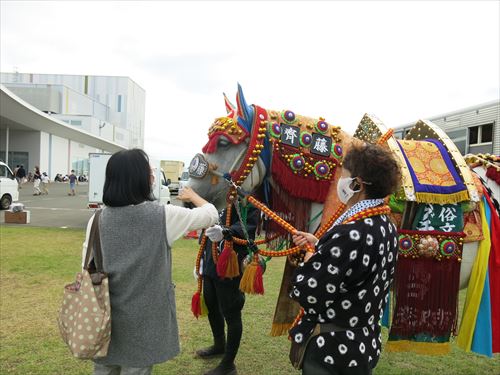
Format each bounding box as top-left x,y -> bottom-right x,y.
57,270 -> 111,359
289,213 -> 398,370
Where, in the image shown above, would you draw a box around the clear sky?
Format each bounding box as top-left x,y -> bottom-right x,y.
1,1 -> 499,165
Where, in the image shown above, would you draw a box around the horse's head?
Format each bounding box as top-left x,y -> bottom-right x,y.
187,85 -> 268,209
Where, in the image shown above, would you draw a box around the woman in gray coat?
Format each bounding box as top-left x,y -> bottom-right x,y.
82,149 -> 218,375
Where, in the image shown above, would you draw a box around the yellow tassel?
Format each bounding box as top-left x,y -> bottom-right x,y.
239,260 -> 258,294
225,250 -> 240,279
385,340 -> 450,355
414,190 -> 469,205
200,294 -> 208,317
269,323 -> 292,337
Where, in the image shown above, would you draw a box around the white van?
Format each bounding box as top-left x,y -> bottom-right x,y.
0,161 -> 19,209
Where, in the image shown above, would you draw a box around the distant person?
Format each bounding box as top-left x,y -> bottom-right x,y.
13,165 -> 19,180
15,165 -> 26,188
68,170 -> 77,196
41,172 -> 50,195
82,148 -> 218,375
33,166 -> 42,196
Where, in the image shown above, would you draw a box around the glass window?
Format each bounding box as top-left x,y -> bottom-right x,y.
0,165 -> 6,177
117,95 -> 122,112
469,126 -> 479,145
481,123 -> 493,143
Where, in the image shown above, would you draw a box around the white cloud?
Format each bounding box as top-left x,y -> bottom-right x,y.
1,0 -> 499,164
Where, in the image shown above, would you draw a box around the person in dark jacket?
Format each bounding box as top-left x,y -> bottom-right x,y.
196,204 -> 259,375
15,165 -> 26,188
291,143 -> 401,375
33,166 -> 42,195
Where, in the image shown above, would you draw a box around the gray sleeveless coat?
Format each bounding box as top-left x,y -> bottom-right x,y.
93,201 -> 179,367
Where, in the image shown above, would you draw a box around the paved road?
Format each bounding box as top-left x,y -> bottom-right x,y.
1,182 -> 182,229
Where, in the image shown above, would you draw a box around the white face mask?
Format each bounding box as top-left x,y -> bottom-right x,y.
337,177 -> 360,204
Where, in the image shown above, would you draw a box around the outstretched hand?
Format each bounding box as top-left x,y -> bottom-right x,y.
206,225 -> 224,242
177,186 -> 196,201
177,187 -> 208,207
292,231 -> 318,262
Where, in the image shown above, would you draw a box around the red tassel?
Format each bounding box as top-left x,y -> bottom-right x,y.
390,255 -> 461,338
191,291 -> 202,319
253,263 -> 265,295
216,242 -> 233,278
271,152 -> 333,203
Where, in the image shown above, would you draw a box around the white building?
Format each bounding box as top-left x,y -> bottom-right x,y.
394,100 -> 500,155
0,72 -> 145,178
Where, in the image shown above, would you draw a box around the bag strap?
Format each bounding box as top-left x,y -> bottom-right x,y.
92,211 -> 104,272
84,210 -> 103,271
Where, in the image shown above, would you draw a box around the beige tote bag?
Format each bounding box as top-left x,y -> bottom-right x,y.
57,211 -> 111,358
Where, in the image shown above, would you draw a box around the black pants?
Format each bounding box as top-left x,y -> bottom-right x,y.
302,342 -> 373,375
203,275 -> 245,365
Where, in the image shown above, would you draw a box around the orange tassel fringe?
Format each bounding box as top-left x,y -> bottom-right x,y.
239,255 -> 264,294
216,241 -> 240,279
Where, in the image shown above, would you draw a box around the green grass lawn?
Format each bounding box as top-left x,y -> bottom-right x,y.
1,226 -> 499,375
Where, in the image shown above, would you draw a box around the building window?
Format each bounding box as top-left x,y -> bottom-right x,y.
481,123 -> 493,143
394,130 -> 404,139
469,126 -> 479,144
70,120 -> 82,126
469,123 -> 493,145
117,95 -> 122,112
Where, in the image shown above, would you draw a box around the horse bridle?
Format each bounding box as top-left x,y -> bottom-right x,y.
189,105 -> 269,202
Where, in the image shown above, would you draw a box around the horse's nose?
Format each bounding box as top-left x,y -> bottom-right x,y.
188,153 -> 209,179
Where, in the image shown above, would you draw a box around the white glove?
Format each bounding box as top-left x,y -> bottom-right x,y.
206,225 -> 224,242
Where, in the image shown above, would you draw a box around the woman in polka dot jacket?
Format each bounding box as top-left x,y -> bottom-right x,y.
290,143 -> 401,375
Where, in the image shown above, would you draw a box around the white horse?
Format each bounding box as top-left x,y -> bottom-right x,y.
187,85 -> 482,293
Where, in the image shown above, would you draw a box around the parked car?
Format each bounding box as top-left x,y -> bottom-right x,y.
0,161 -> 19,209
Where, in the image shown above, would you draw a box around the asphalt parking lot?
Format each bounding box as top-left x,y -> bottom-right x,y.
0,182 -> 181,229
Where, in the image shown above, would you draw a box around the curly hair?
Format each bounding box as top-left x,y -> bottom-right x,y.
342,142 -> 401,199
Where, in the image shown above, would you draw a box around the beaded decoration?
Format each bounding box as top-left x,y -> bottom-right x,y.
268,110 -> 343,183
397,229 -> 465,261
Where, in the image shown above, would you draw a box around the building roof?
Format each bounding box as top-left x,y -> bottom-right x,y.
396,99 -> 500,130
0,84 -> 125,152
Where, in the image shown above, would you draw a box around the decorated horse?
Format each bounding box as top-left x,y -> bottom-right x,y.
187,84 -> 499,357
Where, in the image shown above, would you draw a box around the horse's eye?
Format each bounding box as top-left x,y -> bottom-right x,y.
218,137 -> 230,148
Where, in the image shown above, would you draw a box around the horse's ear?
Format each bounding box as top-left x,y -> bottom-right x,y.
223,92 -> 236,114
236,83 -> 254,125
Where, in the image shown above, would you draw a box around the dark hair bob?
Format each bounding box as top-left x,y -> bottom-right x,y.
103,149 -> 155,207
342,142 -> 401,199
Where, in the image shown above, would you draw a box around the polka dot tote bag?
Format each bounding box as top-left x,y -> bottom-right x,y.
57,211 -> 111,359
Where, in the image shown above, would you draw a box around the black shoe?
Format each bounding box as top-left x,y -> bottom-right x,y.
195,345 -> 225,359
203,363 -> 237,375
